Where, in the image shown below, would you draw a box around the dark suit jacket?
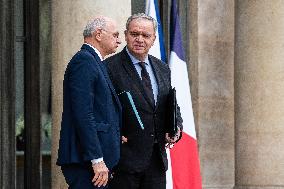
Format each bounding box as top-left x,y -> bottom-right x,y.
57,44 -> 122,170
104,47 -> 182,173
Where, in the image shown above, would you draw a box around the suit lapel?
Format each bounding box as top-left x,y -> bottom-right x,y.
99,63 -> 122,109
81,44 -> 122,110
120,49 -> 155,109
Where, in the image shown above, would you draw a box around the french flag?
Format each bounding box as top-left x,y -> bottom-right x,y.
146,0 -> 202,188
145,0 -> 166,62
168,0 -> 202,188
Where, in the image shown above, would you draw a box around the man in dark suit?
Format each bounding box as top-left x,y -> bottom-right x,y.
104,13 -> 183,189
57,16 -> 122,189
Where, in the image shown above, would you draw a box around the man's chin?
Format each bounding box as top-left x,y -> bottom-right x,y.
109,49 -> 117,54
132,49 -> 145,54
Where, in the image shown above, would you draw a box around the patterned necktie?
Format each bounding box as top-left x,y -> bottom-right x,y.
138,62 -> 155,106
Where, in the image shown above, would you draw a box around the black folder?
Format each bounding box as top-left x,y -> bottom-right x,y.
167,87 -> 178,137
118,91 -> 144,130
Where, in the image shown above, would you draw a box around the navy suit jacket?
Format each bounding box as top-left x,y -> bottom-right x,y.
57,44 -> 122,170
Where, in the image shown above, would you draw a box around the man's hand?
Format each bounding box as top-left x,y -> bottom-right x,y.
165,127 -> 182,148
91,161 -> 109,187
121,136 -> 128,144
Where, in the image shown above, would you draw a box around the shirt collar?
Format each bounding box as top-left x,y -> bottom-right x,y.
126,47 -> 150,66
84,43 -> 103,61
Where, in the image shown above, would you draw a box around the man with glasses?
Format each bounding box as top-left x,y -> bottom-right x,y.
57,16 -> 122,189
104,13 -> 183,189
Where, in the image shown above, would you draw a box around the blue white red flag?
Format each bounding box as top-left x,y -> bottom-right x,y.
167,0 -> 202,188
145,0 -> 166,62
146,1 -> 202,188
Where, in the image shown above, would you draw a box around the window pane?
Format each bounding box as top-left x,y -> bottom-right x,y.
15,0 -> 25,187
15,41 -> 24,189
15,41 -> 25,152
40,1 -> 52,188
15,0 -> 24,37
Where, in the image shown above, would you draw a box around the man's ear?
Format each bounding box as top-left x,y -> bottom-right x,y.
151,35 -> 156,46
124,30 -> 128,42
94,29 -> 102,41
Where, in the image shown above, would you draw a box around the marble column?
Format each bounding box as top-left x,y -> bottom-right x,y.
51,1 -> 131,188
195,0 -> 235,188
235,1 -> 284,188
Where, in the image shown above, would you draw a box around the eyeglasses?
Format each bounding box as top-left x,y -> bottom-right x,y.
128,31 -> 153,39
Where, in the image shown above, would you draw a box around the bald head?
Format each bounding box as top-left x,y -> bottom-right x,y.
83,16 -> 115,38
83,16 -> 121,58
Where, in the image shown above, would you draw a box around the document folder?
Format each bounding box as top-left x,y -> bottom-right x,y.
118,91 -> 144,130
167,87 -> 178,137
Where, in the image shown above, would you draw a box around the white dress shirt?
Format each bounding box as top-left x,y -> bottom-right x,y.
126,47 -> 158,104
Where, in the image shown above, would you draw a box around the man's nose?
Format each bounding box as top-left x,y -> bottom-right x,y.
117,37 -> 122,44
135,35 -> 143,42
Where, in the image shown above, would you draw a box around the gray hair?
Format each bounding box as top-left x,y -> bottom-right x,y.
126,13 -> 157,33
83,17 -> 107,38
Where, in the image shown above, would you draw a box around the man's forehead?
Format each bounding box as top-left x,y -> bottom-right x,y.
129,19 -> 154,30
106,20 -> 117,29
130,18 -> 152,24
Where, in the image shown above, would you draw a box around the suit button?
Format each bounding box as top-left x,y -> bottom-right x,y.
150,134 -> 154,137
